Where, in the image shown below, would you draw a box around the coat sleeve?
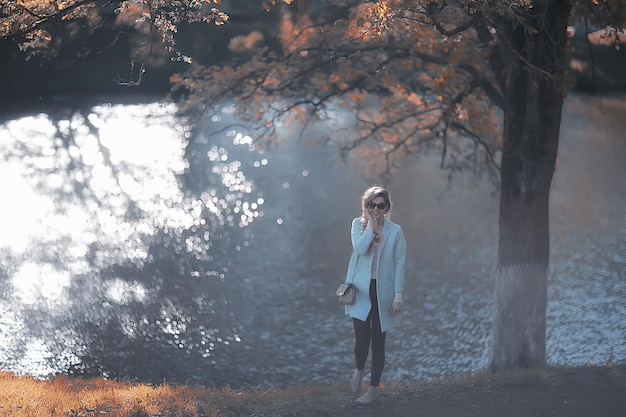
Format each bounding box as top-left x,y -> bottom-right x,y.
351,217 -> 374,256
393,226 -> 407,293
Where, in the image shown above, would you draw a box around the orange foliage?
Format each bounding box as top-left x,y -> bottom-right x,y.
229,30 -> 264,52
161,0 -> 623,177
2,0 -> 236,61
279,10 -> 316,53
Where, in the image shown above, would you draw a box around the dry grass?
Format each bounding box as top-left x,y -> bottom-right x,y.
0,370 -> 342,417
0,368 -> 559,417
3,363 -> 623,417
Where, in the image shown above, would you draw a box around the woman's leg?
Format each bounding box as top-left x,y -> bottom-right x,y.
369,312 -> 386,386
355,281 -> 385,404
369,280 -> 386,387
351,317 -> 370,393
353,281 -> 387,387
352,317 -> 371,371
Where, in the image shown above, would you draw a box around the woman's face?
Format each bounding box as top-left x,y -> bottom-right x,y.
366,195 -> 387,220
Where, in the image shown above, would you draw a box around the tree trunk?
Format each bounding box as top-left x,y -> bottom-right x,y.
489,0 -> 572,372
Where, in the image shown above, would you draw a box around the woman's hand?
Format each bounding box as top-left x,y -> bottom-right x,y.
366,210 -> 382,230
364,210 -> 375,228
390,301 -> 402,316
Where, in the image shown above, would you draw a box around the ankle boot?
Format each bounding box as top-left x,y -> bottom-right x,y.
351,369 -> 364,393
356,385 -> 378,405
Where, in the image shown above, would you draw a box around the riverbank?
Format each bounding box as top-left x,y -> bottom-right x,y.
1,364 -> 624,417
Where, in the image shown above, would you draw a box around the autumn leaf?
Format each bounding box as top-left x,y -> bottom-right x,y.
349,92 -> 365,103
406,92 -> 424,107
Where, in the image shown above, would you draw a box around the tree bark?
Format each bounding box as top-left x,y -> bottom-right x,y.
489,0 -> 572,372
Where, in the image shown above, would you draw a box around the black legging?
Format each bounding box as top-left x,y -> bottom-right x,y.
352,279 -> 386,387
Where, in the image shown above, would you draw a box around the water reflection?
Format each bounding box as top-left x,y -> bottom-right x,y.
0,102 -> 264,385
0,95 -> 625,388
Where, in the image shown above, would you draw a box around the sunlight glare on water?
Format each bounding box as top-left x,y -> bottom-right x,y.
0,102 -> 264,379
0,163 -> 53,253
0,104 -> 193,279
11,263 -> 72,305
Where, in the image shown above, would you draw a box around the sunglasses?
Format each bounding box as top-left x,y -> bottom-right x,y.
366,202 -> 387,210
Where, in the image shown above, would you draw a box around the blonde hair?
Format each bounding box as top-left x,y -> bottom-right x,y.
359,185 -> 392,234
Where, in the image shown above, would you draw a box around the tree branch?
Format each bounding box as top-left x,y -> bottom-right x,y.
4,0 -> 119,42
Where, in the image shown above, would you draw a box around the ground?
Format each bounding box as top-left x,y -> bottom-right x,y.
251,364 -> 626,417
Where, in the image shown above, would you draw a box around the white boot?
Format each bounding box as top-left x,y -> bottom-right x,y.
356,385 -> 378,405
351,369 -> 364,393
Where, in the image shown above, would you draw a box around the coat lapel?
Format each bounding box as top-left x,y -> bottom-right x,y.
378,219 -> 393,253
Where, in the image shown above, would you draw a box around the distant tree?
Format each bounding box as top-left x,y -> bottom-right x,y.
3,0 -> 625,373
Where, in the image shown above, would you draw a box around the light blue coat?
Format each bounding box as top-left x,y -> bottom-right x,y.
344,217 -> 407,333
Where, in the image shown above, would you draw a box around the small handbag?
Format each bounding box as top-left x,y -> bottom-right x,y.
337,253 -> 359,305
336,283 -> 355,305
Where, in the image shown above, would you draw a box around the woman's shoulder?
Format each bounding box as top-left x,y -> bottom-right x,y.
384,217 -> 400,226
350,217 -> 361,231
385,219 -> 404,232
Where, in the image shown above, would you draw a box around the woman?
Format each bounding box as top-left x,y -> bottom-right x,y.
344,185 -> 406,405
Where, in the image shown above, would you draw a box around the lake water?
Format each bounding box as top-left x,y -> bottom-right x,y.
0,94 -> 624,388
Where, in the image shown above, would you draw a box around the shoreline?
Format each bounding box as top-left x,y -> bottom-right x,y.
1,363 -> 625,417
